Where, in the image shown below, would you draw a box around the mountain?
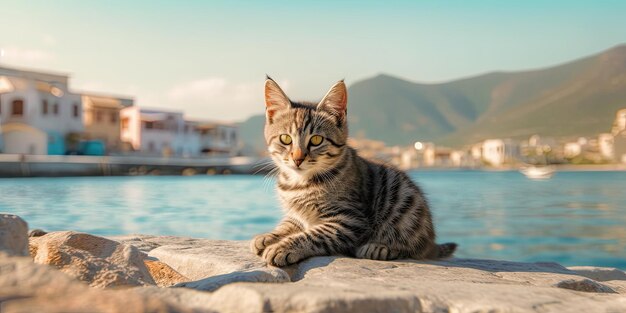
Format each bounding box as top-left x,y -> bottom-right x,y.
240,45 -> 626,150
237,114 -> 266,155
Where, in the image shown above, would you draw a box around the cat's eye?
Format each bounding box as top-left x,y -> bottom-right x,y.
279,134 -> 292,145
309,135 -> 324,146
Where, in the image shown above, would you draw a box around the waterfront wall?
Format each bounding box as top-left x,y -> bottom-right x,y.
0,154 -> 264,177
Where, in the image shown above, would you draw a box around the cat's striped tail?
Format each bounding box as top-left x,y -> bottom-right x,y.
437,242 -> 458,258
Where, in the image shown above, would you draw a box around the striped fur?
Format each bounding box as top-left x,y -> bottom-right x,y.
252,78 -> 457,267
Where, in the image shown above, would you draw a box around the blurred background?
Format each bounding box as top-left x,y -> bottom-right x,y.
1,1 -> 625,269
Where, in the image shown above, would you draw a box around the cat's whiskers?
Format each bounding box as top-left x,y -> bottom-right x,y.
261,166 -> 280,192
253,159 -> 277,175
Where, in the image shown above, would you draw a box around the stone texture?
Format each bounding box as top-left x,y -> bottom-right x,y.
10,230 -> 626,313
30,231 -> 156,287
113,235 -> 292,289
0,253 -> 195,313
176,267 -> 290,291
568,266 -> 626,282
133,286 -> 219,312
114,235 -> 626,313
0,213 -> 29,256
555,278 -> 617,293
145,259 -> 189,287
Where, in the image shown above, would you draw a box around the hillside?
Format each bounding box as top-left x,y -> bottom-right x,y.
240,45 -> 626,151
237,114 -> 266,155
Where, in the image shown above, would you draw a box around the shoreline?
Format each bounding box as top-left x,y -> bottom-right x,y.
2,214 -> 626,313
413,163 -> 626,172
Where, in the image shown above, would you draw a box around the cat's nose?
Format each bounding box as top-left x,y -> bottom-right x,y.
291,149 -> 305,167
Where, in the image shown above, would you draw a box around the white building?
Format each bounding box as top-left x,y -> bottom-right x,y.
598,133 -> 614,161
470,143 -> 482,161
0,66 -> 83,154
612,108 -> 626,164
481,139 -> 519,167
195,121 -> 240,156
612,108 -> 626,136
120,107 -> 200,157
563,142 -> 582,158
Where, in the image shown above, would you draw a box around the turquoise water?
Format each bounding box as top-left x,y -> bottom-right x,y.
1,171 -> 624,269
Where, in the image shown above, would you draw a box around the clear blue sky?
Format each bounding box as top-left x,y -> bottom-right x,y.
1,0 -> 625,121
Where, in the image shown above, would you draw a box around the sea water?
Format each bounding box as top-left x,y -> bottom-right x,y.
1,171 -> 624,269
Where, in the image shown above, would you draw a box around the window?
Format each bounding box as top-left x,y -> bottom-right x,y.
53,103 -> 59,115
11,99 -> 24,116
144,121 -> 154,129
95,111 -> 103,122
121,117 -> 129,130
72,103 -> 79,118
42,100 -> 49,115
110,112 -> 117,123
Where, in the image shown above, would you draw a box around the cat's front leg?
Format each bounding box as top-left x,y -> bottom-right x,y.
356,243 -> 400,260
250,218 -> 303,256
262,223 -> 358,267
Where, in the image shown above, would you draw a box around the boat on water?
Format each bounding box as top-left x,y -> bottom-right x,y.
519,165 -> 556,179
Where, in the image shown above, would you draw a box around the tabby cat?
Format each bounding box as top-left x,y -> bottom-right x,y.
251,77 -> 457,267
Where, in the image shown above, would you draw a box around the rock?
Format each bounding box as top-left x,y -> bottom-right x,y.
145,259 -> 189,287
176,267 -> 290,291
114,236 -> 266,279
28,228 -> 48,237
133,286 -> 220,312
30,231 -> 155,288
18,231 -> 626,312
222,258 -> 626,313
109,234 -> 170,253
568,266 -> 626,282
0,253 -> 195,313
114,235 -> 291,290
0,213 -> 29,256
555,278 -> 617,293
115,235 -> 626,313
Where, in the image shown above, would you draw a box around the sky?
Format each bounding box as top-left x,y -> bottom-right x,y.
1,0 -> 625,121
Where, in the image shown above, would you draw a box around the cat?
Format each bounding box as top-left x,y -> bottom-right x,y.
251,77 -> 457,267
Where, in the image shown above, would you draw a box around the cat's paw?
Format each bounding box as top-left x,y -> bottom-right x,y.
261,243 -> 301,267
356,243 -> 398,260
250,233 -> 280,256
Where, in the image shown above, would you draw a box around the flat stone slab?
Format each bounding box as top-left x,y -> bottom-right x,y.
112,235 -> 292,291
112,235 -> 626,313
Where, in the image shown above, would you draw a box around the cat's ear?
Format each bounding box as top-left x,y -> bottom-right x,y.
265,76 -> 291,123
317,80 -> 347,121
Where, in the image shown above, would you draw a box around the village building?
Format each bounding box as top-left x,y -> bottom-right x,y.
82,93 -> 133,152
612,108 -> 626,163
481,139 -> 520,167
0,66 -> 83,154
194,121 -> 240,156
598,133 -> 614,161
563,142 -> 582,158
120,107 -> 201,157
611,108 -> 626,135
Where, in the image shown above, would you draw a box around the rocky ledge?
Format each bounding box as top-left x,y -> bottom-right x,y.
1,214 -> 625,313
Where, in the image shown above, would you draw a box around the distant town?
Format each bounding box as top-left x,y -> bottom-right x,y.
352,108 -> 626,170
0,64 -> 625,176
